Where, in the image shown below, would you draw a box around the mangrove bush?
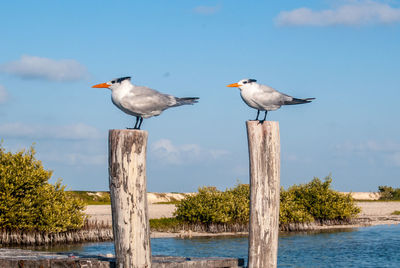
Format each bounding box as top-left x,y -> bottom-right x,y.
175,184 -> 249,224
280,176 -> 360,224
174,176 -> 360,225
0,144 -> 86,232
378,186 -> 400,201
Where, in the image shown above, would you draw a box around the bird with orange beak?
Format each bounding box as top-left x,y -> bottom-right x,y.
92,77 -> 199,129
227,79 -> 315,122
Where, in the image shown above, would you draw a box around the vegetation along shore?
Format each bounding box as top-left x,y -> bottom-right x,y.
1,145 -> 399,245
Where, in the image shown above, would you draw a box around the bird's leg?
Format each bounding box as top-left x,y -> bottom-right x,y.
258,111 -> 268,125
255,110 -> 260,121
263,111 -> 268,121
127,116 -> 139,129
137,117 -> 143,129
134,116 -> 139,129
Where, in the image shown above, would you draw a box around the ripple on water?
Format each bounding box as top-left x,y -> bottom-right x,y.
31,225 -> 400,268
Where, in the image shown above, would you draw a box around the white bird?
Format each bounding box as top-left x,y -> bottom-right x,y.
92,76 -> 199,129
227,78 -> 315,121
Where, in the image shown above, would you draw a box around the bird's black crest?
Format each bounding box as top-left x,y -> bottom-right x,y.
249,79 -> 257,83
116,76 -> 131,83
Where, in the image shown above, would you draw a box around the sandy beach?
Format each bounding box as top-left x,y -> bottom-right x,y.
84,204 -> 177,224
84,201 -> 400,238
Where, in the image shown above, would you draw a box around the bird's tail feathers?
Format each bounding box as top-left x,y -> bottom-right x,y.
175,97 -> 199,106
284,97 -> 315,105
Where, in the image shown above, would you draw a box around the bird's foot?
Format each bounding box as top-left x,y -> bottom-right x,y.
257,120 -> 265,125
126,127 -> 139,130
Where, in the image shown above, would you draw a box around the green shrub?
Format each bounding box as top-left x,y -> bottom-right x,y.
0,144 -> 86,232
279,188 -> 314,224
226,183 -> 250,223
175,176 -> 360,225
378,186 -> 400,200
281,176 -> 360,223
174,184 -> 249,224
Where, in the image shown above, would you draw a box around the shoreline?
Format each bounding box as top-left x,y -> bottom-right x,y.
83,201 -> 400,239
1,202 -> 399,246
149,216 -> 400,239
84,201 -> 400,230
1,214 -> 397,245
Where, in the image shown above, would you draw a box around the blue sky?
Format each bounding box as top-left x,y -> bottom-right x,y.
0,0 -> 399,192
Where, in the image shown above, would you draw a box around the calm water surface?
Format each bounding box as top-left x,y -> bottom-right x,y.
44,225 -> 400,267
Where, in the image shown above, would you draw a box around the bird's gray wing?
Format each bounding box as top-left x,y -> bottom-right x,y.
258,85 -> 314,106
119,86 -> 176,115
253,84 -> 292,107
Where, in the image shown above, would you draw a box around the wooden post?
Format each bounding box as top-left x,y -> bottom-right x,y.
108,129 -> 151,268
246,121 -> 280,268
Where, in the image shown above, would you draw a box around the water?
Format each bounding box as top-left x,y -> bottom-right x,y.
43,225 -> 400,267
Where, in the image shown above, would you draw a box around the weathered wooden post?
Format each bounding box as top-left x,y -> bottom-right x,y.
108,129 -> 151,268
246,121 -> 280,268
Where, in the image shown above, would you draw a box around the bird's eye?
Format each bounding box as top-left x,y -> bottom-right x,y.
243,81 -> 247,84
111,81 -> 115,84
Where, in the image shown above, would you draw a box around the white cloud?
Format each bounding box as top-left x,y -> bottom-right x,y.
0,85 -> 8,103
150,138 -> 229,165
275,1 -> 400,27
0,55 -> 89,81
0,122 -> 102,140
39,151 -> 106,166
193,5 -> 221,15
336,140 -> 400,167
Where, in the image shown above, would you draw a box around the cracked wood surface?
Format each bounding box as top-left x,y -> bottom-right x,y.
246,121 -> 280,268
109,129 -> 151,268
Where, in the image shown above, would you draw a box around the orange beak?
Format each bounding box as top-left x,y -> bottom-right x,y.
92,82 -> 109,88
226,83 -> 240,87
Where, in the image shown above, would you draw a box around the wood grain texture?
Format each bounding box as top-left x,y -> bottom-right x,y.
246,121 -> 280,268
109,129 -> 151,268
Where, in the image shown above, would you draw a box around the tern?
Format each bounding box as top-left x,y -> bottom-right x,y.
227,79 -> 315,121
92,77 -> 199,129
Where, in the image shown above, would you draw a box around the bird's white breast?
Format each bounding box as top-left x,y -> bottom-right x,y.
239,85 -> 265,110
240,90 -> 259,109
111,85 -> 142,117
